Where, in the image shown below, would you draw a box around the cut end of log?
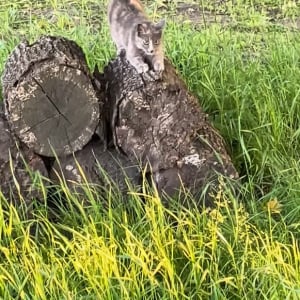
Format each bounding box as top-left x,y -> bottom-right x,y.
2,36 -> 101,157
8,64 -> 99,156
0,104 -> 48,207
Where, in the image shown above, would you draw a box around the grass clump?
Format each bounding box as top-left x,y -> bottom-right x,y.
0,0 -> 300,299
0,185 -> 299,299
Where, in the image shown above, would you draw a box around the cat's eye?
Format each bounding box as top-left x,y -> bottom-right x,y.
154,40 -> 160,45
143,40 -> 149,45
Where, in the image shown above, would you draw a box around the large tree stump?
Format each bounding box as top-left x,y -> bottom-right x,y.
0,104 -> 48,209
1,36 -> 100,157
103,54 -> 239,206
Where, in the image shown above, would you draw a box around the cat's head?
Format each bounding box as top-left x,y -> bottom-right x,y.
135,19 -> 165,55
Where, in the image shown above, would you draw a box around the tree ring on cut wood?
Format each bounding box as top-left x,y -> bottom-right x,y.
2,36 -> 101,158
6,62 -> 99,157
0,103 -> 48,210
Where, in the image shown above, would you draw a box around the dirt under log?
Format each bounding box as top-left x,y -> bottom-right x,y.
103,54 -> 239,206
1,36 -> 100,157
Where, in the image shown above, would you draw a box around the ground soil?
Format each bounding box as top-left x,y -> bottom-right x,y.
163,1 -> 300,30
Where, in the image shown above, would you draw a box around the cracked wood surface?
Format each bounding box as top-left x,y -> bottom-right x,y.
104,54 -> 239,206
0,104 -> 48,209
0,37 -> 239,209
1,36 -> 101,157
49,138 -> 141,201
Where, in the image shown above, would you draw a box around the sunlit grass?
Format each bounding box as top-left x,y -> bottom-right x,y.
0,182 -> 299,299
0,0 -> 300,299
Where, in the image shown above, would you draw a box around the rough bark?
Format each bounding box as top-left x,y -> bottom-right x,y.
1,36 -> 100,157
0,104 -> 48,208
103,54 -> 239,206
49,138 -> 141,199
0,36 -> 239,210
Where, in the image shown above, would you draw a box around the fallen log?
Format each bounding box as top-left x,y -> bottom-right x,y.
0,36 -> 239,210
1,36 -> 100,157
103,54 -> 239,206
49,138 -> 141,200
0,104 -> 48,209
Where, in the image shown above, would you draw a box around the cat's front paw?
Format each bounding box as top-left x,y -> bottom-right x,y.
153,60 -> 164,73
135,63 -> 149,74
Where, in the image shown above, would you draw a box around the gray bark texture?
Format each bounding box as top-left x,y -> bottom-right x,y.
0,36 -> 239,211
1,36 -> 100,157
0,104 -> 48,208
49,138 -> 141,200
103,54 -> 239,206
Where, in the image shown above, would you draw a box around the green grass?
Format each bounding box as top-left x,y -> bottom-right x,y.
1,0 -> 300,299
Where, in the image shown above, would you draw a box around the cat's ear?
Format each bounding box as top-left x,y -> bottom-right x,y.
155,19 -> 165,30
137,23 -> 147,36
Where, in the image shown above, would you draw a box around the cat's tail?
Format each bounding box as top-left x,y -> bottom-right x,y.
121,0 -> 144,13
118,0 -> 130,3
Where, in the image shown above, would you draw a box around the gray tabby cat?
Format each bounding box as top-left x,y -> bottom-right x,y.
108,0 -> 165,74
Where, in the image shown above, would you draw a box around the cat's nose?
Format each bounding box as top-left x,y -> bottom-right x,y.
150,49 -> 154,54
